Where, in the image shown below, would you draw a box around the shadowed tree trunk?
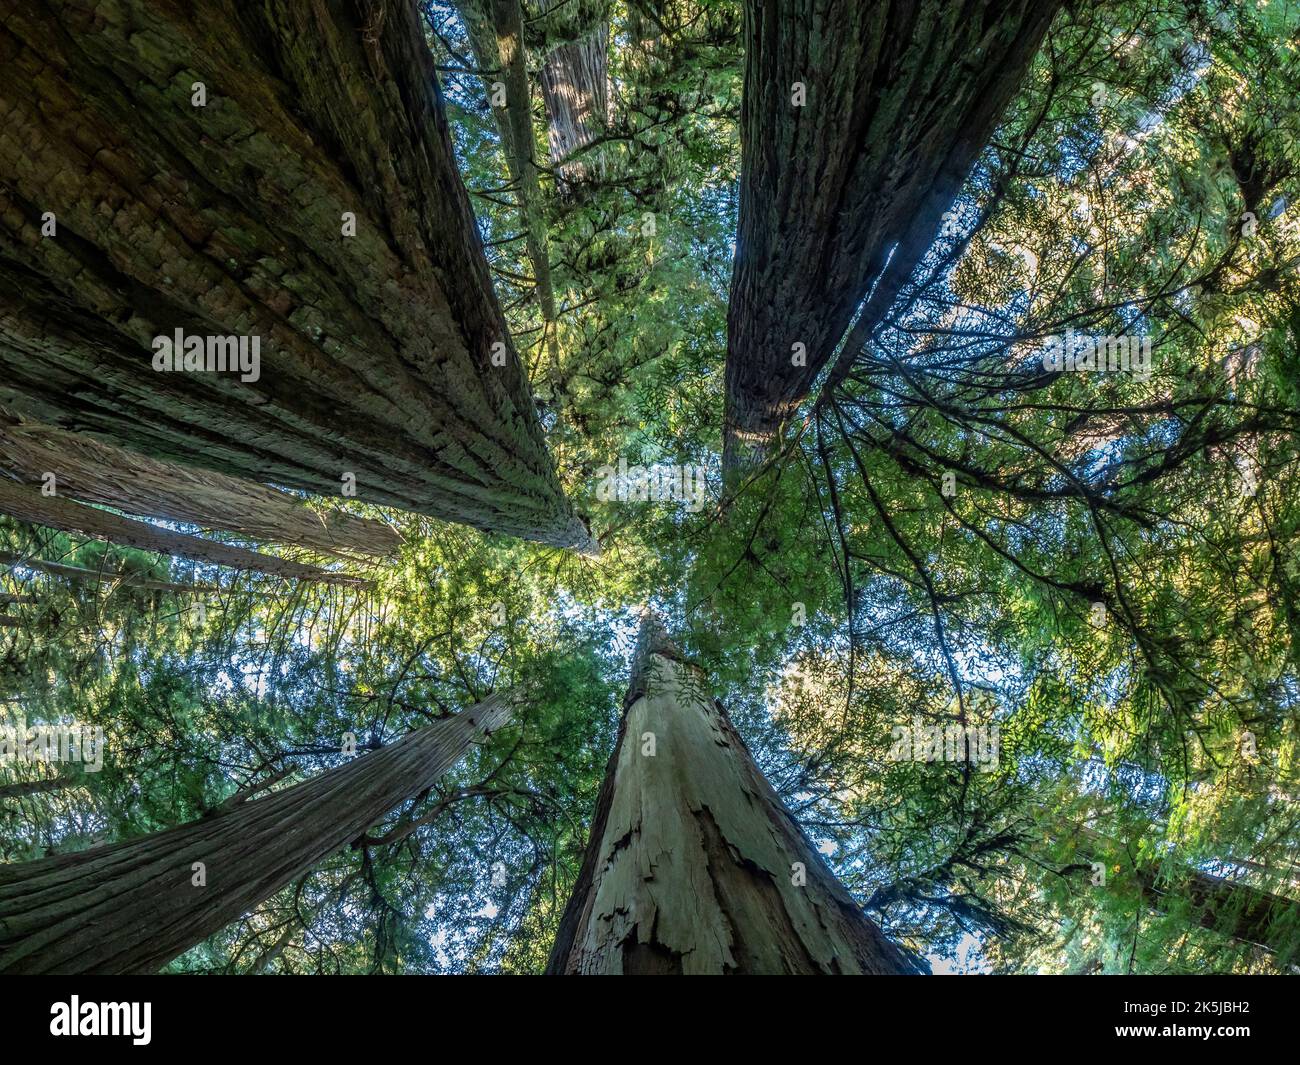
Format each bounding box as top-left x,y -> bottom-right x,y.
722,0 -> 1062,475
0,691 -> 515,974
536,0 -> 609,190
0,777 -> 72,801
1070,825 -> 1300,954
0,479 -> 366,586
456,0 -> 560,370
547,613 -> 919,974
0,0 -> 593,552
0,411 -> 401,559
0,550 -> 216,594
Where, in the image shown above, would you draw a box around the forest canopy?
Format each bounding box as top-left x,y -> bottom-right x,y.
1,0 -> 1300,976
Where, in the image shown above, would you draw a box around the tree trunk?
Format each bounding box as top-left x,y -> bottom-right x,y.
457,0 -> 560,371
722,0 -> 1062,475
0,691 -> 515,973
1137,865 -> 1300,953
536,0 -> 609,190
0,411 -> 401,559
0,777 -> 71,801
0,478 -> 366,586
0,0 -> 593,552
0,550 -> 216,595
547,614 -> 917,974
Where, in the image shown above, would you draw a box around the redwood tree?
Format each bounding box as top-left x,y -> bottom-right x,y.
722,0 -> 1062,474
547,615 -> 919,974
0,0 -> 592,551
0,692 -> 515,974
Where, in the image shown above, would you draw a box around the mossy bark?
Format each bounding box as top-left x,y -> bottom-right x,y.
0,0 -> 592,551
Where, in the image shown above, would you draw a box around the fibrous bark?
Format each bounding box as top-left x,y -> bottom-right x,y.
0,0 -> 593,551
547,613 -> 917,974
722,0 -> 1062,474
0,691 -> 515,974
0,410 -> 401,559
535,0 -> 609,189
0,478 -> 365,586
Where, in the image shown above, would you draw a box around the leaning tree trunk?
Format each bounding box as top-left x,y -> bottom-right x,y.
722,0 -> 1062,476
0,1 -> 592,552
0,550 -> 216,595
456,0 -> 560,371
1070,825 -> 1300,955
0,692 -> 515,974
0,411 -> 401,559
547,614 -> 917,974
535,0 -> 609,190
0,478 -> 365,586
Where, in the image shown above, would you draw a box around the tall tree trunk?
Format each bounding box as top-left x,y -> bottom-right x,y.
0,479 -> 366,586
0,411 -> 401,559
547,614 -> 917,974
0,691 -> 515,973
0,550 -> 216,595
0,1 -> 593,552
722,0 -> 1062,475
457,0 -> 560,371
535,0 -> 609,190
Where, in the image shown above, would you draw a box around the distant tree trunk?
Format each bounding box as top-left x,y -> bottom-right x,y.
0,777 -> 71,801
536,0 -> 609,190
456,0 -> 560,370
0,479 -> 365,586
1071,824 -> 1300,954
0,692 -> 515,974
0,550 -> 216,595
722,0 -> 1062,475
547,614 -> 917,974
0,1 -> 593,552
1137,865 -> 1300,952
0,412 -> 401,559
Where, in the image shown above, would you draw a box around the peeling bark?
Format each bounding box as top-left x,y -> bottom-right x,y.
722,0 -> 1062,475
0,691 -> 515,974
0,477 -> 366,586
0,410 -> 401,558
547,614 -> 917,974
0,0 -> 593,551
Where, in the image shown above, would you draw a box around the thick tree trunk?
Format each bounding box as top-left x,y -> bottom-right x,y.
0,550 -> 216,594
0,478 -> 365,586
456,0 -> 559,369
536,0 -> 609,190
0,411 -> 401,559
0,692 -> 514,973
547,614 -> 917,974
0,1 -> 593,552
722,0 -> 1062,475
